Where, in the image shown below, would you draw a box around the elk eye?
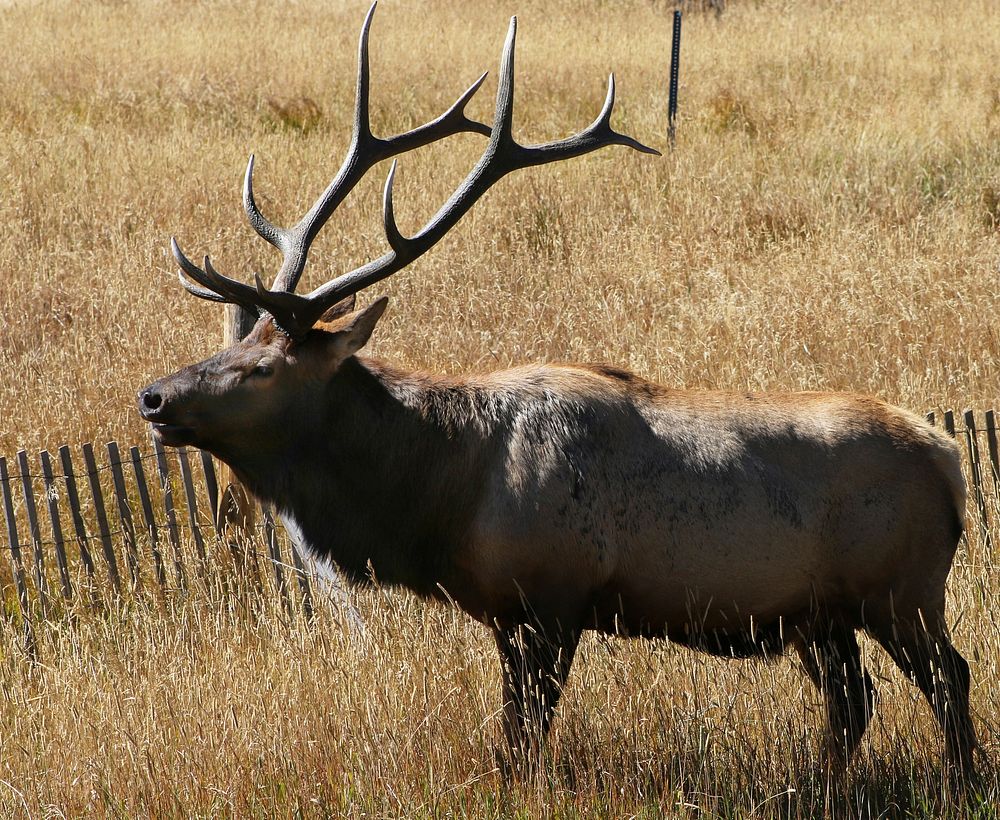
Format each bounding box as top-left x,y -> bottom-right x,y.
251,363 -> 273,378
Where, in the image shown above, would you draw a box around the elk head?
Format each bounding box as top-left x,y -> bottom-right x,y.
138,3 -> 658,461
139,294 -> 385,458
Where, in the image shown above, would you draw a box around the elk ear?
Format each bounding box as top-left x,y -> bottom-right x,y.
315,294 -> 357,327
331,296 -> 389,359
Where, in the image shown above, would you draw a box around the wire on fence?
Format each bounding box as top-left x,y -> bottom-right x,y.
0,438 -> 315,628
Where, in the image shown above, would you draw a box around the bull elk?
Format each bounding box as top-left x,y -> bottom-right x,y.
139,4 -> 979,774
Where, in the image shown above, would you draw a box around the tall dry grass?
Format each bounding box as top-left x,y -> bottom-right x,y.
1,0 -> 999,815
1,559 -> 998,817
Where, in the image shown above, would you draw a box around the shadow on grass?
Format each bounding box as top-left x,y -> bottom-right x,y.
518,742 -> 1000,819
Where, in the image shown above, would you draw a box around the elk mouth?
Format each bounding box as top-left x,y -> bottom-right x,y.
147,421 -> 197,447
139,385 -> 198,447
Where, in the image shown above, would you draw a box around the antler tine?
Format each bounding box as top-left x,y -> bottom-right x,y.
382,160 -> 405,255
352,0 -> 377,143
518,74 -> 661,164
171,238 -> 263,318
237,0 -> 381,289
493,16 -> 518,148
271,15 -> 659,336
243,154 -> 286,252
384,70 -> 492,155
177,273 -> 227,304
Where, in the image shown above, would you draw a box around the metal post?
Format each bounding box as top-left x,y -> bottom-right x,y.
668,10 -> 682,148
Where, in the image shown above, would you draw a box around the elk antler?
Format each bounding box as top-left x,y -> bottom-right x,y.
172,5 -> 659,338
173,2 -> 489,319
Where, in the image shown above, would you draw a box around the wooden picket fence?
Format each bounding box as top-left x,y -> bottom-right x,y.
925,409 -> 999,556
0,432 -> 317,657
2,408 -> 999,658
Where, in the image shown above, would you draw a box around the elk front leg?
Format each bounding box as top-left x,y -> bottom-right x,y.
492,619 -> 581,772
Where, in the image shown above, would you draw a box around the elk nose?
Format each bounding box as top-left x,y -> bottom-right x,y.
140,389 -> 163,412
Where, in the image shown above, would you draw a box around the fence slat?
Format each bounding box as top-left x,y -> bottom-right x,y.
17,450 -> 49,618
985,410 -> 1000,498
82,442 -> 122,597
40,450 -> 73,600
130,446 -> 167,589
200,450 -> 220,532
263,507 -> 293,617
289,539 -> 314,621
152,433 -> 185,589
1,456 -> 36,658
59,446 -> 97,585
108,442 -> 141,589
177,447 -> 208,568
963,411 -> 993,552
219,482 -> 264,597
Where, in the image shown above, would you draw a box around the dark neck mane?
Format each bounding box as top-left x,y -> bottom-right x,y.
229,356 -> 503,596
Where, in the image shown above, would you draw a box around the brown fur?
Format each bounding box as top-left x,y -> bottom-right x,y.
138,306 -> 978,774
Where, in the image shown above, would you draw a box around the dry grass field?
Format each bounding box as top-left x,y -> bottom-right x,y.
1,0 -> 1000,815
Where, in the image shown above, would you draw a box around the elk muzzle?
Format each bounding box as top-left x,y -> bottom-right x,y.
138,374 -> 198,447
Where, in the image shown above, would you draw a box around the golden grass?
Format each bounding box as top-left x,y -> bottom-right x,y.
1,0 -> 999,815
1,558 -> 997,817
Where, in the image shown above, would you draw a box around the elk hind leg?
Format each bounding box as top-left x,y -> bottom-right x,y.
869,615 -> 977,775
796,621 -> 877,765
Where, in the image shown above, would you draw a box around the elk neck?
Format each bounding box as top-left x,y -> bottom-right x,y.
227,355 -> 501,596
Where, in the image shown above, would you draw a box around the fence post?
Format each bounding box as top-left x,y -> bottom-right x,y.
82,443 -> 122,598
17,450 -> 49,618
1,456 -> 36,659
152,434 -> 186,589
59,445 -> 98,600
130,446 -> 167,590
108,442 -> 141,590
263,507 -> 294,618
199,450 -> 220,532
963,410 -> 993,552
177,447 -> 208,570
219,304 -> 260,565
984,410 -> 1000,498
39,450 -> 73,600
